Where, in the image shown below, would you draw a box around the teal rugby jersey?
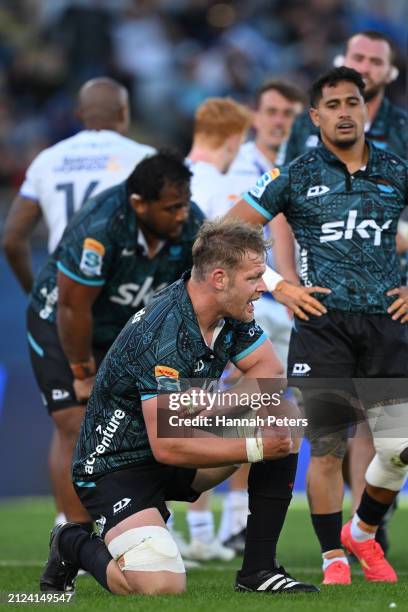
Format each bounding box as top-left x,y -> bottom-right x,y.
72,273 -> 267,480
29,182 -> 205,349
245,142 -> 408,313
285,97 -> 407,162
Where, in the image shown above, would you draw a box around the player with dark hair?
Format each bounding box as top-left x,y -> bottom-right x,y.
39,218 -> 319,596
226,66 -> 408,585
285,31 -> 407,161
2,77 -> 154,527
26,150 -> 202,534
281,30 -> 407,555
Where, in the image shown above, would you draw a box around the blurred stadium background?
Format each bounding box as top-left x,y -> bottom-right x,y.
0,0 -> 406,499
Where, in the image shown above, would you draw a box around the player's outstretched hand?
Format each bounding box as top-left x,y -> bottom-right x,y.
272,280 -> 331,320
387,286 -> 408,323
73,376 -> 95,403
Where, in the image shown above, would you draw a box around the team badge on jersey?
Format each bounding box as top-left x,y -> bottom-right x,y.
155,365 -> 181,393
249,168 -> 280,198
155,365 -> 179,379
80,238 -> 105,277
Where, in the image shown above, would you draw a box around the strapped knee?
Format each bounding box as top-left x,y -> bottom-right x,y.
366,438 -> 408,491
108,526 -> 185,574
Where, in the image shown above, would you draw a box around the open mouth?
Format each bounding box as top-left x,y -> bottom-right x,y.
337,121 -> 355,133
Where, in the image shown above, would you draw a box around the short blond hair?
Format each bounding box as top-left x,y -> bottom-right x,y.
193,97 -> 251,148
192,218 -> 269,281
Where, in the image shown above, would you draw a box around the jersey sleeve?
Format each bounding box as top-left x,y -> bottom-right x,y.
56,216 -> 116,287
19,151 -> 47,202
229,321 -> 268,364
120,309 -> 189,401
243,166 -> 290,221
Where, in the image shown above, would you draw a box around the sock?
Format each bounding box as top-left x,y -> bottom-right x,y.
350,513 -> 375,542
322,553 -> 348,570
187,511 -> 214,544
54,513 -> 67,526
310,511 -> 343,553
218,490 -> 248,543
240,453 -> 298,575
356,490 -> 393,527
60,526 -> 112,591
77,521 -> 94,535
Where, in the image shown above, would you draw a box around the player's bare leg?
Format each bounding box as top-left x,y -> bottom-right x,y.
307,439 -> 350,584
52,405 -> 91,524
49,428 -> 67,524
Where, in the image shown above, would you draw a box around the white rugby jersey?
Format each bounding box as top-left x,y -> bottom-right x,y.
227,140 -> 287,195
187,160 -> 240,219
20,130 -> 154,252
227,140 -> 296,271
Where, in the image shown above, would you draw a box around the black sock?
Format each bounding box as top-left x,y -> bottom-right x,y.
60,527 -> 112,591
310,511 -> 342,553
240,453 -> 298,576
356,490 -> 393,526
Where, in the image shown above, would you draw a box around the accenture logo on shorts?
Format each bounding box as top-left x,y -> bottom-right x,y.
84,409 -> 126,475
292,363 -> 311,376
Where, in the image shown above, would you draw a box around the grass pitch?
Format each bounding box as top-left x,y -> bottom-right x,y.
0,495 -> 406,611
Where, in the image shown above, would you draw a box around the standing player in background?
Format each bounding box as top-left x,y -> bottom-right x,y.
226,67 -> 408,585
2,77 -> 154,526
187,97 -> 251,218
228,80 -> 305,365
285,31 -> 407,161
282,30 -> 407,553
180,97 -> 252,561
221,80 -> 304,551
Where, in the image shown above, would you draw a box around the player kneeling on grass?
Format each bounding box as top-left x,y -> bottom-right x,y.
40,219 -> 319,596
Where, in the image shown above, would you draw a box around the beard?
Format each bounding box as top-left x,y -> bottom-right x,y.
332,135 -> 359,149
363,82 -> 385,102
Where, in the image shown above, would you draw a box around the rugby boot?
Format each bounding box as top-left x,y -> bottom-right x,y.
40,523 -> 80,592
235,565 -> 320,593
222,527 -> 246,555
186,537 -> 235,561
322,560 -> 351,585
341,520 -> 397,582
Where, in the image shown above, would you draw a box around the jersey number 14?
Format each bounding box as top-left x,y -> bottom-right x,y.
56,181 -> 99,222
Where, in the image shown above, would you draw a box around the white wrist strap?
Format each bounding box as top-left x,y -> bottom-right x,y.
246,437 -> 264,462
263,265 -> 283,293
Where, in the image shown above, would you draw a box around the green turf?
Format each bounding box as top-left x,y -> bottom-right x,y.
0,496 -> 406,610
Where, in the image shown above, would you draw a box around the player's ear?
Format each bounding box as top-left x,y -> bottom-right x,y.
309,106 -> 320,128
129,194 -> 146,214
211,268 -> 228,291
386,65 -> 399,84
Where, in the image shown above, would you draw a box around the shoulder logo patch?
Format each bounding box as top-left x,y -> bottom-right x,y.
80,238 -> 105,276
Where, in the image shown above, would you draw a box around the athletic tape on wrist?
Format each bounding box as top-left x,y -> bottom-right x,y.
263,266 -> 284,293
246,437 -> 264,462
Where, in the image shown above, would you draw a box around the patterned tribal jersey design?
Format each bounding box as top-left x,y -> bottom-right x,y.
245,142 -> 408,313
29,182 -> 205,349
72,273 -> 267,480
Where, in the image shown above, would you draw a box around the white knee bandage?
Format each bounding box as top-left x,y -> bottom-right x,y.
108,526 -> 185,573
365,437 -> 408,491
